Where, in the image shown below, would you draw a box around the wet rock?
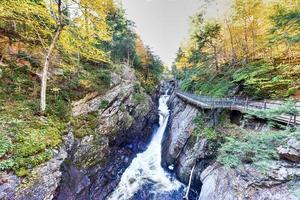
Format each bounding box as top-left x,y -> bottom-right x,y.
161,95 -> 216,188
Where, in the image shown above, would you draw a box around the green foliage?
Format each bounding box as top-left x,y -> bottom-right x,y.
72,112 -> 98,138
246,99 -> 299,122
270,5 -> 300,45
99,100 -> 109,109
178,60 -> 300,99
133,93 -> 146,105
217,131 -> 300,168
0,135 -> 13,158
0,65 -> 65,174
0,108 -> 64,173
286,88 -> 298,97
232,61 -> 300,99
179,66 -> 234,97
104,7 -> 137,63
15,167 -> 29,177
192,114 -> 220,152
133,82 -> 141,93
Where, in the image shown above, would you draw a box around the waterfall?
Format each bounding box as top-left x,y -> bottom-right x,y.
107,94 -> 183,200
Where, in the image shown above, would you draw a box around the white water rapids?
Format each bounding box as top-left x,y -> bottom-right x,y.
108,94 -> 183,200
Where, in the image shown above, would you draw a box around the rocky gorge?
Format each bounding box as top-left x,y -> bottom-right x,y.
1,77 -> 300,200
0,65 -> 160,200
161,82 -> 300,200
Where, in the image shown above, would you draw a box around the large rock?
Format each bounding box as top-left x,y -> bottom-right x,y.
161,94 -> 218,188
199,162 -> 300,200
161,94 -> 199,169
175,138 -> 212,187
278,138 -> 300,163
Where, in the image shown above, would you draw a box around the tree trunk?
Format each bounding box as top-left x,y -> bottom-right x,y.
40,26 -> 62,113
225,20 -> 236,62
213,45 -> 219,71
127,48 -> 130,66
184,163 -> 196,200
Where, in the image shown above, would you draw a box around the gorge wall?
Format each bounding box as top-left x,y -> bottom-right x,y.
0,65 -> 159,200
161,88 -> 300,200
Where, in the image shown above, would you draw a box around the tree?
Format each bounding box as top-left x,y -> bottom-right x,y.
40,0 -> 66,114
0,0 -> 114,113
270,3 -> 300,62
191,19 -> 221,71
105,7 -> 137,64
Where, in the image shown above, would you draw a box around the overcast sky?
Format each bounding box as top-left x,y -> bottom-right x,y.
121,0 -> 232,67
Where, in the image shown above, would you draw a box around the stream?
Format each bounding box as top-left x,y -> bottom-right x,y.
107,93 -> 185,200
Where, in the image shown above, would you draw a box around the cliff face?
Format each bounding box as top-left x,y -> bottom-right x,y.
162,92 -> 300,200
55,66 -> 159,200
0,65 -> 159,200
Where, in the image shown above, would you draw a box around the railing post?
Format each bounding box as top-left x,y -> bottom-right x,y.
264,100 -> 267,109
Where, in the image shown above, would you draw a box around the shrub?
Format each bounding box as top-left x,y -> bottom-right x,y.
99,100 -> 109,109
133,93 -> 145,105
0,135 -> 13,158
133,82 -> 141,93
246,99 -> 299,123
72,112 -> 98,138
217,131 -> 300,168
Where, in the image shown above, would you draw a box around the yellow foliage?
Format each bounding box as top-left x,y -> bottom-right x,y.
0,0 -> 115,64
176,0 -> 300,71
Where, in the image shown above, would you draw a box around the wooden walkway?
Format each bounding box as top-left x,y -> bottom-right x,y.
176,91 -> 300,125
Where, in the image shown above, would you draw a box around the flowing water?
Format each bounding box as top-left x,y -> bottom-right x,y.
108,94 -> 185,200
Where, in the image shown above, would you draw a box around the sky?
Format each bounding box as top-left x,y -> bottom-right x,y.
121,0 -> 232,67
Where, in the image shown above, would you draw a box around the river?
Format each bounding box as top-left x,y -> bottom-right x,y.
107,94 -> 185,200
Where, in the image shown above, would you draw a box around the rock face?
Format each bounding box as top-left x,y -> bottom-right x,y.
0,132 -> 74,200
1,65 -> 159,200
161,93 -> 199,169
161,94 -> 216,192
55,65 -> 159,200
199,162 -> 300,200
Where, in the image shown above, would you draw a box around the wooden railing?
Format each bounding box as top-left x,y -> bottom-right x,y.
175,90 -> 300,125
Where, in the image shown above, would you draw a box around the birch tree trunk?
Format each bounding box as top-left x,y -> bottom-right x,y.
40,26 -> 62,113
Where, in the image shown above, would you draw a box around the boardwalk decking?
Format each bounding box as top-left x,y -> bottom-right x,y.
175,91 -> 300,125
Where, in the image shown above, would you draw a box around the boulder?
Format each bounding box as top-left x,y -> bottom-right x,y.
278,138 -> 300,163
199,161 -> 300,200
